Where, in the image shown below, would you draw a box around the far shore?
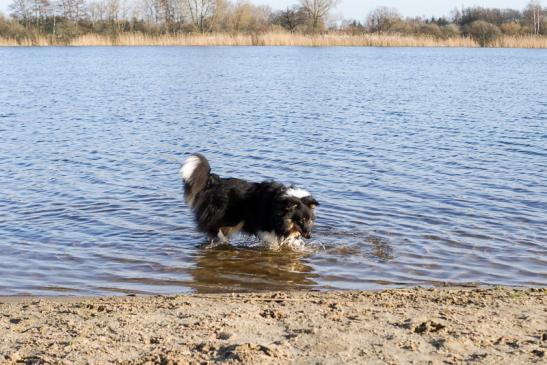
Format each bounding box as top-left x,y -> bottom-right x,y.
1,287 -> 546,364
1,33 -> 547,48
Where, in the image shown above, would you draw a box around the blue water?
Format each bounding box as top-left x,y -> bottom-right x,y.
0,47 -> 546,295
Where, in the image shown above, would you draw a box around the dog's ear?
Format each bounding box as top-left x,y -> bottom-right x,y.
301,196 -> 319,208
284,197 -> 300,212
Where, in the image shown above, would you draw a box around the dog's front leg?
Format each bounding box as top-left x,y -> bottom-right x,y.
216,229 -> 228,243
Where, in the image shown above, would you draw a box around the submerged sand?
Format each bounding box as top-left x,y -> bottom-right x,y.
1,287 -> 545,364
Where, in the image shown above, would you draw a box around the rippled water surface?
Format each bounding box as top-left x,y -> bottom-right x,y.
0,47 -> 546,295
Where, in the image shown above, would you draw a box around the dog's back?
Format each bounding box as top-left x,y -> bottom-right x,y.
181,154 -> 252,237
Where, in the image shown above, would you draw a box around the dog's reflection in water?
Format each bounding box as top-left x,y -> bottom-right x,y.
187,244 -> 319,293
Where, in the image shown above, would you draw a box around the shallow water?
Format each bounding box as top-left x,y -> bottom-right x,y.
0,47 -> 546,295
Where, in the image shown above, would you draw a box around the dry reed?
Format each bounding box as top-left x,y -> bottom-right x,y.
0,37 -> 19,46
1,33 -> 546,48
68,33 -> 479,47
0,35 -> 51,46
493,35 -> 547,48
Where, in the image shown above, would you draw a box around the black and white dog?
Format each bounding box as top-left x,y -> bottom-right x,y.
180,154 -> 318,245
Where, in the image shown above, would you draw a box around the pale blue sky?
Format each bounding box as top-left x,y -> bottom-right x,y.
0,0 -> 536,19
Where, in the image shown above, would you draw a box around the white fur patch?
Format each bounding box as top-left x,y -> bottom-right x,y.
180,155 -> 200,181
285,188 -> 310,199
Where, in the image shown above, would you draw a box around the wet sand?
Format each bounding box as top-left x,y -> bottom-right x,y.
1,287 -> 545,364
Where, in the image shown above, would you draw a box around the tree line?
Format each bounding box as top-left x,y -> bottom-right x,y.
1,0 -> 545,45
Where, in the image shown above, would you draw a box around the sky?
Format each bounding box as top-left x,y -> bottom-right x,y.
0,0 -> 536,20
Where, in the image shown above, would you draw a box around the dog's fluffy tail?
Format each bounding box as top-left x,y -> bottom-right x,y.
180,153 -> 210,207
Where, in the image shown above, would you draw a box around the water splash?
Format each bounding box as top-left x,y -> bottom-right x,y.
203,234 -> 323,254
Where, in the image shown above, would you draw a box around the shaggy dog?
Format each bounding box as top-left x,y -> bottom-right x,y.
180,154 -> 318,244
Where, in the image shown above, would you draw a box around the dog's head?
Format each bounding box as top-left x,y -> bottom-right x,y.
280,190 -> 319,240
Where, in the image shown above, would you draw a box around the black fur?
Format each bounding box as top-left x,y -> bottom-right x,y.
181,154 -> 318,242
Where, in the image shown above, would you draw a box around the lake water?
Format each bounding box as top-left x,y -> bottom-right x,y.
0,47 -> 546,295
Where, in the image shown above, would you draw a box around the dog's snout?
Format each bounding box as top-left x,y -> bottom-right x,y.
303,232 -> 311,239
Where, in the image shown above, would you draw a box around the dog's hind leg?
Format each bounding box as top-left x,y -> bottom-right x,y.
206,230 -> 229,247
216,222 -> 244,243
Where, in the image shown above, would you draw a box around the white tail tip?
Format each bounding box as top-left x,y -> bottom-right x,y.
180,155 -> 201,181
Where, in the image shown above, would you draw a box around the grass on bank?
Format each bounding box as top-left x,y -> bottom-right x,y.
1,32 -> 546,48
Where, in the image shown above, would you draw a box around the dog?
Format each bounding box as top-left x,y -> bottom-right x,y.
180,154 -> 318,245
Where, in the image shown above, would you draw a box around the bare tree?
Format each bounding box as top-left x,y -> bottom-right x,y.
88,0 -> 107,23
449,7 -> 462,24
525,0 -> 544,35
229,1 -> 252,33
58,0 -> 86,21
138,0 -> 158,24
184,0 -> 218,32
271,5 -> 306,33
223,1 -> 270,33
105,0 -> 120,21
366,6 -> 401,33
157,0 -> 174,28
299,0 -> 337,33
9,0 -> 33,28
101,0 -> 130,33
31,0 -> 52,28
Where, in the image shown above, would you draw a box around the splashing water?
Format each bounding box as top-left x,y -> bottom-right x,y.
204,234 -> 324,254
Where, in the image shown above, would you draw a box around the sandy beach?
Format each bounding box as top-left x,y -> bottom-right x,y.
0,287 -> 545,364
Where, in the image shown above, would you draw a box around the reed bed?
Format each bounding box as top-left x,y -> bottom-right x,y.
0,35 -> 51,46
2,32 -> 546,48
0,37 -> 19,46
68,33 -> 256,46
493,35 -> 547,48
260,33 -> 479,47
69,32 -> 479,47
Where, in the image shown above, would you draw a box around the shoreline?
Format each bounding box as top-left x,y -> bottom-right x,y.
1,287 -> 545,364
1,33 -> 546,48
